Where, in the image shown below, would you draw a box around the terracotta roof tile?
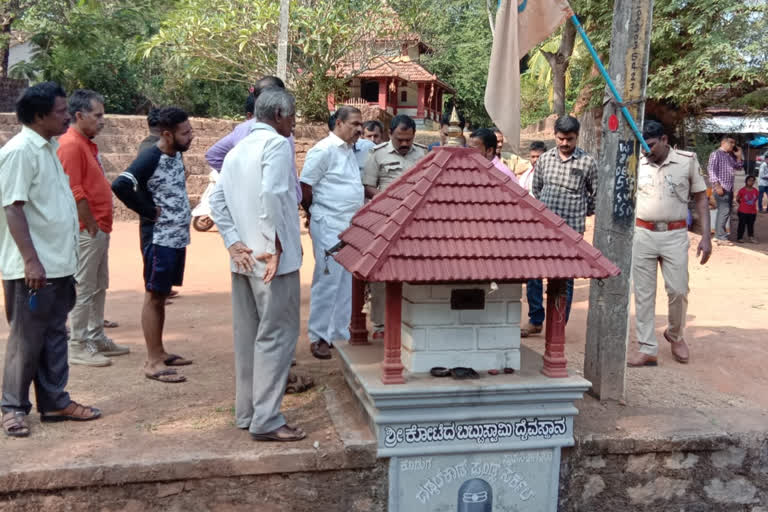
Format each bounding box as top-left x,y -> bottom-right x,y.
335,148 -> 620,282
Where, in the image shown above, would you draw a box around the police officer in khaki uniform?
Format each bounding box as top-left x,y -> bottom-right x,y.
362,114 -> 427,338
628,121 -> 712,367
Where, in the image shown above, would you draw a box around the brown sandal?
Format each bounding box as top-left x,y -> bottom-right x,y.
41,401 -> 101,422
251,424 -> 306,442
286,372 -> 314,394
3,411 -> 30,437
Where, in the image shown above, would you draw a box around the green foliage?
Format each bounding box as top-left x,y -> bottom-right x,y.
392,0 -> 494,127
142,0 -> 400,120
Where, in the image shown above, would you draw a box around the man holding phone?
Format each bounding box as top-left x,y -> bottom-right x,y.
708,135 -> 744,245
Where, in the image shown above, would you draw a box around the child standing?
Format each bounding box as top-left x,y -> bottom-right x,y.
736,175 -> 759,243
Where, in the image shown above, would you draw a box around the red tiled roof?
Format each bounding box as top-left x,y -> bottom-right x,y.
335,56 -> 455,93
334,148 -> 620,283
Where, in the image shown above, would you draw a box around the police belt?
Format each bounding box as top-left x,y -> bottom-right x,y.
635,218 -> 687,232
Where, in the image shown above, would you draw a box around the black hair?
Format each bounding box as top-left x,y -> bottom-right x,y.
363,120 -> 383,134
335,105 -> 361,124
68,89 -> 105,117
529,140 -> 547,152
440,109 -> 465,129
245,94 -> 255,115
328,111 -> 337,131
155,106 -> 189,133
147,108 -> 161,128
721,134 -> 736,142
642,120 -> 666,140
390,114 -> 416,133
253,76 -> 285,101
15,81 -> 67,125
554,115 -> 580,135
745,175 -> 756,184
469,128 -> 497,151
492,127 -> 502,134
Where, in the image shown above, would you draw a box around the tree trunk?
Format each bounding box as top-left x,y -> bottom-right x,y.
1,21 -> 12,78
541,19 -> 577,117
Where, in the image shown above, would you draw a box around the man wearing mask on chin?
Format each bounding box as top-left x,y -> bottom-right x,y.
112,107 -> 195,383
300,106 -> 364,360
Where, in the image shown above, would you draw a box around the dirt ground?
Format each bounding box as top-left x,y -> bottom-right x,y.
0,199 -> 767,478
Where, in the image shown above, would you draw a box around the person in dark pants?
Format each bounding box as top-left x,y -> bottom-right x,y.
522,116 -> 597,338
112,107 -> 195,383
0,82 -> 102,437
736,175 -> 759,243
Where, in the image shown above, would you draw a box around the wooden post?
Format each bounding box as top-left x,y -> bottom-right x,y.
276,0 -> 289,81
381,281 -> 405,384
542,279 -> 568,378
349,277 -> 370,345
416,83 -> 426,119
378,79 -> 387,110
584,0 -> 654,400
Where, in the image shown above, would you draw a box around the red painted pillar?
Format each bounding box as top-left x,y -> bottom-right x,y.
327,92 -> 335,112
378,79 -> 387,110
349,277 -> 370,345
381,281 -> 405,384
416,83 -> 425,119
542,279 -> 569,378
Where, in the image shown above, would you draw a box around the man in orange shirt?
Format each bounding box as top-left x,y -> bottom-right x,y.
57,89 -> 130,367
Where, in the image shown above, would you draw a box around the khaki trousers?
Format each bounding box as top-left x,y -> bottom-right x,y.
69,230 -> 110,345
231,271 -> 299,435
632,227 -> 689,356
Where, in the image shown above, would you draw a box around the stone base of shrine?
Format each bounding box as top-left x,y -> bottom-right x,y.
335,340 -> 591,511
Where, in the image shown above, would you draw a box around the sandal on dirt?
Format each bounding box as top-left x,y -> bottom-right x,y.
450,367 -> 480,380
164,354 -> 193,366
41,401 -> 101,422
168,290 -> 180,298
286,373 -> 314,394
520,323 -> 543,338
3,411 -> 30,437
251,424 -> 306,442
103,319 -> 119,328
146,368 -> 187,383
310,340 -> 332,360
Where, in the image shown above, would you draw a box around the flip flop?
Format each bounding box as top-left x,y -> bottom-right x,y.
450,367 -> 480,380
164,354 -> 193,366
430,367 -> 450,377
168,290 -> 180,298
251,424 -> 306,442
146,368 -> 186,383
103,320 -> 119,328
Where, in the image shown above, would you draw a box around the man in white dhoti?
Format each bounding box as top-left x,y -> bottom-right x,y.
210,88 -> 305,442
300,106 -> 364,360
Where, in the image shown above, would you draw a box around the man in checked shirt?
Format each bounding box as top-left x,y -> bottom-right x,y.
708,135 -> 744,246
521,115 -> 597,338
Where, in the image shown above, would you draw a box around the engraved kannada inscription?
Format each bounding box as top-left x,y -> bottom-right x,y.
383,417 -> 567,448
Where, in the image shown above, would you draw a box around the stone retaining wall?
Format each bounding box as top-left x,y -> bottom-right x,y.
559,432 -> 768,511
0,78 -> 28,112
0,113 -> 329,220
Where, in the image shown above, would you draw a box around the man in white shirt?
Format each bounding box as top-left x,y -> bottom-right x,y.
300,106 -> 364,359
1,82 -> 101,438
210,88 -> 305,442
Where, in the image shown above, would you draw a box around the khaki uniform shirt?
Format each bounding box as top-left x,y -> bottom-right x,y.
0,126 -> 79,280
636,148 -> 706,223
362,141 -> 427,191
501,152 -> 532,176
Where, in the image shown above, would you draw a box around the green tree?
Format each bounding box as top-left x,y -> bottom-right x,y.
142,0 -> 400,120
392,0 -> 494,127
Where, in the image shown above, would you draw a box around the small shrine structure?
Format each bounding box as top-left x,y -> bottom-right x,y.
330,112 -> 620,511
334,129 -> 619,384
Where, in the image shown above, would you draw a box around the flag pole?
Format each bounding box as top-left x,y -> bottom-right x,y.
569,14 -> 651,153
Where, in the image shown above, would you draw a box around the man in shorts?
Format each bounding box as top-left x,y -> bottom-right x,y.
112,107 -> 194,383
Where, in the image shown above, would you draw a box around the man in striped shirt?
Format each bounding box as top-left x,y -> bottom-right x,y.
707,135 -> 743,245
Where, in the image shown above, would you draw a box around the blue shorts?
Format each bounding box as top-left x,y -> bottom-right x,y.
143,244 -> 186,295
